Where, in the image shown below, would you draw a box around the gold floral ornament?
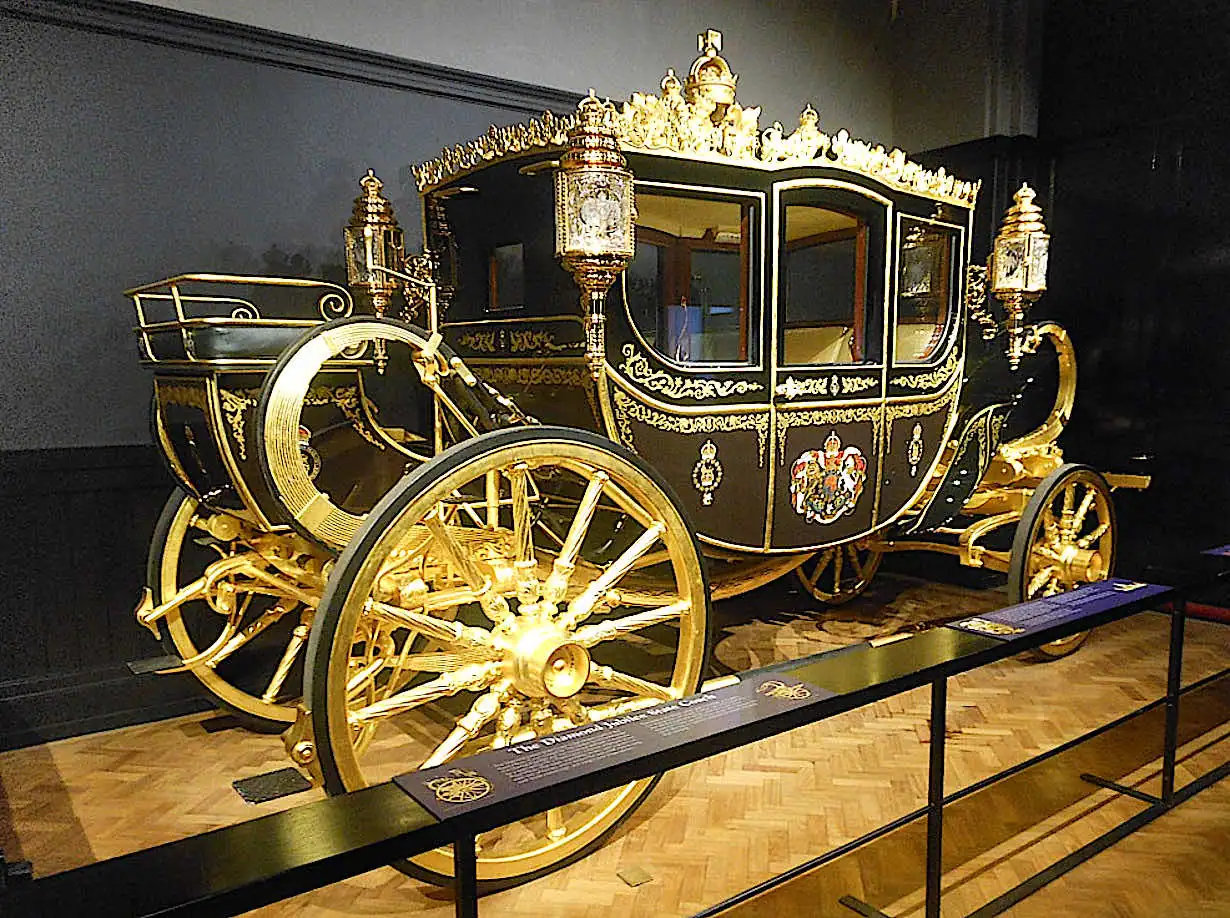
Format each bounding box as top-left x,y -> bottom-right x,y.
412,30 -> 979,208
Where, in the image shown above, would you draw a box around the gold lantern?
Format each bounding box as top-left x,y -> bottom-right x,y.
554,93 -> 636,378
989,183 -> 1051,368
344,170 -> 405,318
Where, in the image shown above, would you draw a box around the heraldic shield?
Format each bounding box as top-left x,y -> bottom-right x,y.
789,431 -> 869,525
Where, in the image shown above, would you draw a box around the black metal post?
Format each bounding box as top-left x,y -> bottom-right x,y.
925,676 -> 947,918
454,835 -> 479,918
1162,598 -> 1186,803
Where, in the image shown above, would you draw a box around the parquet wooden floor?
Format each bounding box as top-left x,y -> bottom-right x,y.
0,573 -> 1226,918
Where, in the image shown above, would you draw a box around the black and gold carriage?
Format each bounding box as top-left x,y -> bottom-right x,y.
129,32 -> 1146,889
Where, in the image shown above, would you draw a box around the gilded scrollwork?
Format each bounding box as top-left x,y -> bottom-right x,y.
312,386 -> 381,449
412,33 -> 979,208
457,331 -> 498,353
155,380 -> 209,412
612,389 -> 768,467
776,404 -> 880,465
212,385 -> 381,456
965,264 -> 997,340
456,329 -> 577,355
895,348 -> 961,391
480,366 -> 589,388
619,344 -> 762,400
885,383 -> 959,443
775,374 -> 878,399
218,388 -> 258,460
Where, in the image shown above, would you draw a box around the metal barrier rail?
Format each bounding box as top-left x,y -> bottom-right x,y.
3,556 -> 1227,918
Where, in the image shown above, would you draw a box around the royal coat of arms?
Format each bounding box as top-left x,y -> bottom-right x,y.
790,431 -> 868,524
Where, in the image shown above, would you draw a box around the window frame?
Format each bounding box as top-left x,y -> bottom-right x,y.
773,179 -> 890,371
619,180 -> 765,371
891,212 -> 966,367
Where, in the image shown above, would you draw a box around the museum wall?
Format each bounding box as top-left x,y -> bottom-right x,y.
132,0 -> 897,139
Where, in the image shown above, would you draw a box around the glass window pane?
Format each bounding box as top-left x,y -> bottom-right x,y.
782,205 -> 867,365
896,219 -> 956,362
619,191 -> 754,364
488,243 -> 525,311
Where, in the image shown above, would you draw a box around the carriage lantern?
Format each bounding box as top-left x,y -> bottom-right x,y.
554,93 -> 636,378
344,169 -> 405,319
990,183 -> 1051,369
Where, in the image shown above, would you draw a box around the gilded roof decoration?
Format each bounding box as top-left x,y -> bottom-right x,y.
412,30 -> 979,208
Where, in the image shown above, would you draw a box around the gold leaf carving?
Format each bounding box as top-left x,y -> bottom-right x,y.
776,405 -> 881,464
218,388 -> 258,460
156,381 -> 209,412
413,43 -> 979,208
482,366 -> 589,388
620,344 -> 762,400
775,374 -> 877,399
895,348 -> 961,391
612,389 -> 768,467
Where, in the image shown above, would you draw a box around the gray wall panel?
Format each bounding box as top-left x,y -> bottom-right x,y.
0,15 -> 523,449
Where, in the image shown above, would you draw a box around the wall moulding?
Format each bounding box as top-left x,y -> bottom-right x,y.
0,0 -> 581,114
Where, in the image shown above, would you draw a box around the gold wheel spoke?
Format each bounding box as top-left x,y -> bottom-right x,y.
260,617 -> 311,704
1076,519 -> 1110,549
1072,488 -> 1096,531
207,602 -> 296,668
507,464 -> 540,602
543,472 -> 609,604
368,600 -> 496,650
350,661 -> 501,725
848,546 -> 866,581
588,664 -> 676,701
346,656 -> 388,699
421,686 -> 507,769
572,600 -> 690,648
831,544 -> 845,593
805,550 -> 832,589
562,521 -> 666,628
546,806 -> 567,841
423,510 -> 511,623
604,589 -> 677,607
1028,564 -> 1058,597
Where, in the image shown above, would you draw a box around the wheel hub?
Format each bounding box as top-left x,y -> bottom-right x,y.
505,620 -> 591,699
1057,544 -> 1103,583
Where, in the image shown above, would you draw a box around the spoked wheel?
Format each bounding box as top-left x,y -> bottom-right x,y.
1008,463 -> 1117,659
794,540 -> 883,605
149,488 -> 325,730
306,426 -> 711,890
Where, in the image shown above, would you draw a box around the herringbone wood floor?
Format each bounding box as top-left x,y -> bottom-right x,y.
0,573 -> 1226,918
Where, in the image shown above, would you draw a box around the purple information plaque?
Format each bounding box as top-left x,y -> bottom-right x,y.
1202,544 -> 1230,558
395,675 -> 832,820
947,578 -> 1170,642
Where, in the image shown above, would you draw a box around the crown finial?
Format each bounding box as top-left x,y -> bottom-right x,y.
698,29 -> 722,55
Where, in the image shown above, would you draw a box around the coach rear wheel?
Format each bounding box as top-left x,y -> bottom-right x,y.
306,426 -> 711,890
1008,464 -> 1117,659
149,489 -> 323,730
795,540 -> 883,605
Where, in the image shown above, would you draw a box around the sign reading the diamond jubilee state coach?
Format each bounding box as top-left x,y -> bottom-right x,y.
396,675 -> 831,820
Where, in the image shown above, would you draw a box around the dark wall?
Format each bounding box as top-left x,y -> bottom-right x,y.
1038,1 -> 1230,568
0,0 -> 573,748
911,1 -> 1230,573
